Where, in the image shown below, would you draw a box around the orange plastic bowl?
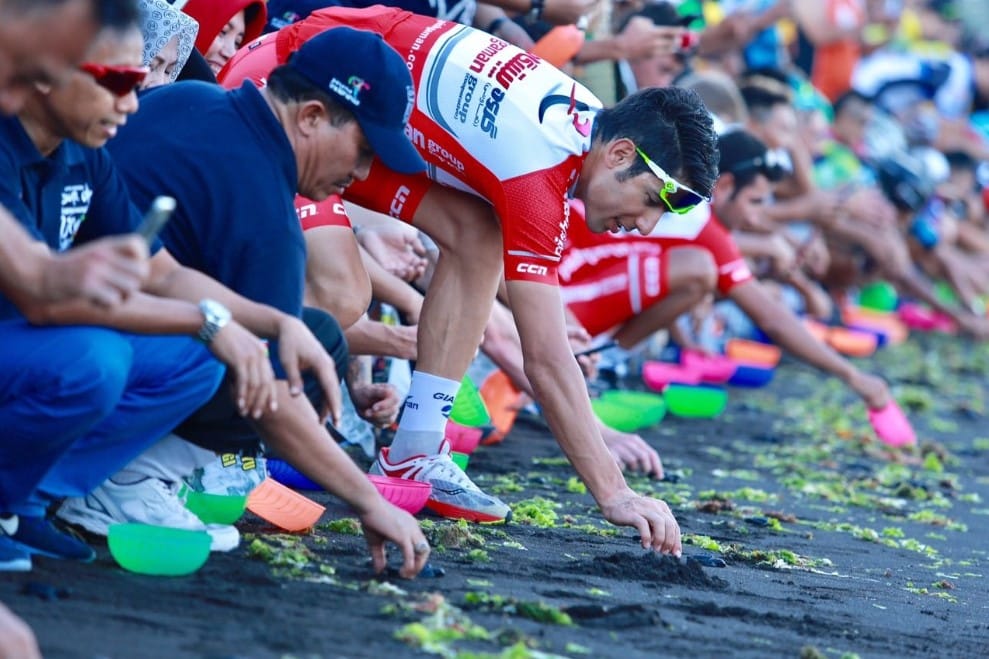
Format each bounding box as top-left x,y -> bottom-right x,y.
246,478 -> 325,532
841,307 -> 908,345
827,327 -> 878,358
529,25 -> 585,68
802,318 -> 831,343
367,475 -> 432,515
725,339 -> 781,367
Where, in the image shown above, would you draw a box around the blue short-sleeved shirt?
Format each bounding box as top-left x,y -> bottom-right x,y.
108,81 -> 305,318
0,115 -> 145,320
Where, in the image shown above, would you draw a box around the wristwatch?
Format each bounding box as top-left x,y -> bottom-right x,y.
197,298 -> 231,344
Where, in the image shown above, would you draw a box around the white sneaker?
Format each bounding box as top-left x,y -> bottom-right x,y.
370,446 -> 511,523
58,477 -> 240,552
184,452 -> 266,496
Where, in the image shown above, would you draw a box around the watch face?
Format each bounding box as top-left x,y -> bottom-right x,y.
202,299 -> 231,324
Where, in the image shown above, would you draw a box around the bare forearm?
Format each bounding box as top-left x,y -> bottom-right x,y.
149,266 -> 283,338
526,351 -> 626,503
732,231 -> 779,259
23,291 -> 201,335
0,214 -> 49,301
735,283 -> 854,381
361,247 -> 424,321
763,197 -> 818,225
575,36 -> 626,64
344,316 -> 417,359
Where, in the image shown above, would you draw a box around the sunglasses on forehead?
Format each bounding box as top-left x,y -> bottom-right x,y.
79,62 -> 149,96
727,148 -> 791,182
635,146 -> 709,215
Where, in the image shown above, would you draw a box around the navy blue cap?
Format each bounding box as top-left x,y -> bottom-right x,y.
288,27 -> 425,175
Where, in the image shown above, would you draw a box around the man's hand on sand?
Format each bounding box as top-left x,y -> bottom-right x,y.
44,235 -> 149,307
599,488 -> 681,555
359,500 -> 431,579
849,370 -> 892,410
599,424 -> 664,479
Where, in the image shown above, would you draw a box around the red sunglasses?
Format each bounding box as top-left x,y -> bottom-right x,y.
78,62 -> 149,96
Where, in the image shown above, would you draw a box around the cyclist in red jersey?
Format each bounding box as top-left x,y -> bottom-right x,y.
221,6 -> 719,555
561,130 -> 894,411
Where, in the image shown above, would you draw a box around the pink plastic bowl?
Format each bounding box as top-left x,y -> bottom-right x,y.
444,421 -> 484,455
367,474 -> 432,514
898,303 -> 940,331
868,401 -> 917,448
642,361 -> 701,392
680,350 -> 738,383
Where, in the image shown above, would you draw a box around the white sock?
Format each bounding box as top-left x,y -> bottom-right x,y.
388,371 -> 460,461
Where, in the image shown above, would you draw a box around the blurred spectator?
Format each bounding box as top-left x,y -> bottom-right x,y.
138,0 -> 198,89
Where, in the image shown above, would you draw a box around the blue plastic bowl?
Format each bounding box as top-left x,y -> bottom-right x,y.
727,363 -> 775,388
848,324 -> 889,348
266,458 -> 322,491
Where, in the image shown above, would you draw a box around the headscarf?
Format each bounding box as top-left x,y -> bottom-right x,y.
179,0 -> 267,56
138,0 -> 199,83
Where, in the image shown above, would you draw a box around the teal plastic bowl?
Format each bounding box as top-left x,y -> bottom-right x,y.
108,523 -> 211,576
183,489 -> 247,525
663,384 -> 727,419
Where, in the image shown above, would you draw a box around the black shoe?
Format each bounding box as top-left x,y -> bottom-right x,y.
8,515 -> 95,562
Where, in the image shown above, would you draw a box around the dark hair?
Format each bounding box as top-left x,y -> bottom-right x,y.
739,85 -> 790,124
594,86 -> 718,198
266,64 -> 356,127
832,89 -> 871,118
717,129 -> 781,197
944,150 -> 976,172
618,1 -> 685,32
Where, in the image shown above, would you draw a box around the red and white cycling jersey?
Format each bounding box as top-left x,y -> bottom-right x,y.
560,200 -> 752,337
294,194 -> 351,231
219,6 -> 601,284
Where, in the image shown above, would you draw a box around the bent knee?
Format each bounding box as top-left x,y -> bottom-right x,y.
43,328 -> 132,418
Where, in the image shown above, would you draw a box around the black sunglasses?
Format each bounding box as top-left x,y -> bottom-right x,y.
728,148 -> 791,182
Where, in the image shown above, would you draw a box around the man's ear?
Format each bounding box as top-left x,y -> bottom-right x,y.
604,137 -> 637,170
713,172 -> 734,202
296,100 -> 326,137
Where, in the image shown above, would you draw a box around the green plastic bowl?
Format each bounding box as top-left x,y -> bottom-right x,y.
183,489 -> 247,525
592,397 -> 641,432
451,451 -> 470,471
108,523 -> 211,576
449,376 -> 491,427
600,390 -> 667,427
663,384 -> 727,419
858,281 -> 898,312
